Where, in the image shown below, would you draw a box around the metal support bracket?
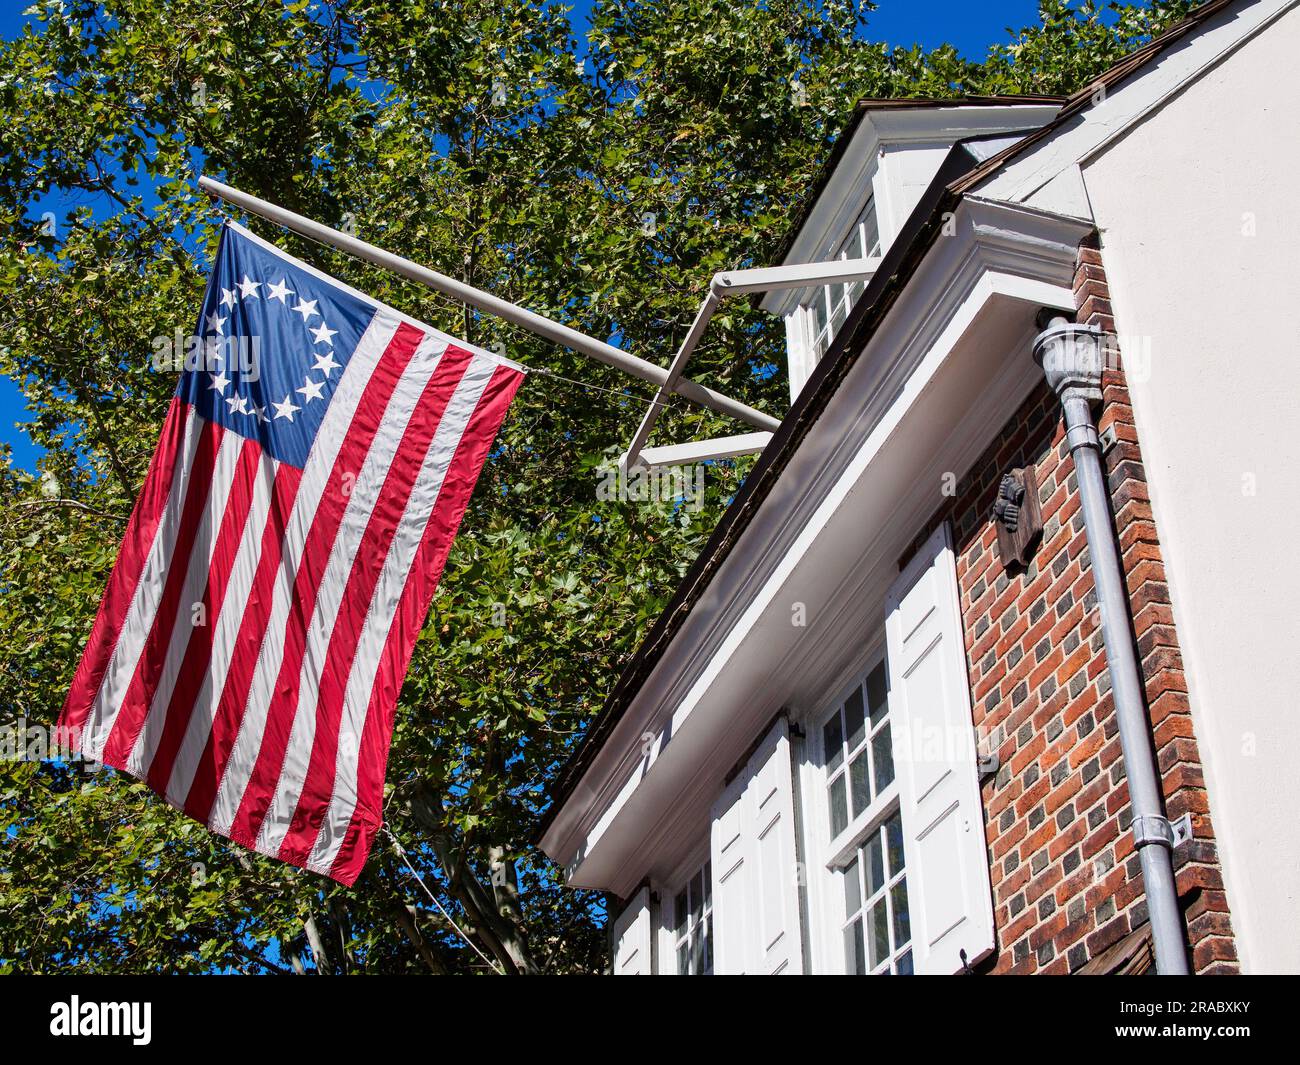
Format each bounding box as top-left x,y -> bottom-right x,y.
621,256 -> 881,471
197,176 -> 779,433
1133,812 -> 1192,850
977,751 -> 1000,780
621,431 -> 772,471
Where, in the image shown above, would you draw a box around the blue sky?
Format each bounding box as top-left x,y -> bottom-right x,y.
0,0 -> 1042,472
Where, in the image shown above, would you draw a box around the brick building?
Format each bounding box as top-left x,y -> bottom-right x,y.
538,0 -> 1298,975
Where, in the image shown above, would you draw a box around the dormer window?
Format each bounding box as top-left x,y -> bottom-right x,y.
801,196 -> 881,362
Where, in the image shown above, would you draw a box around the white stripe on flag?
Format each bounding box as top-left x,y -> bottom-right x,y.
82,410 -> 204,762
253,336 -> 449,856
307,354 -> 497,873
126,432 -> 246,777
163,453 -> 279,806
208,310 -> 401,837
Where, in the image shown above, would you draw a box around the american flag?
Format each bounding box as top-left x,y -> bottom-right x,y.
59,222 -> 524,884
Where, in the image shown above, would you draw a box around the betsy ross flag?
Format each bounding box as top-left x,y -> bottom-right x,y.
59,222 -> 524,884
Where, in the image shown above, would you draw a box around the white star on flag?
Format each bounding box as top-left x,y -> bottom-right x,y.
220,288 -> 237,309
292,298 -> 319,322
208,371 -> 231,393
272,395 -> 300,421
205,311 -> 227,334
266,278 -> 294,303
297,377 -> 326,403
312,350 -> 340,376
237,275 -> 261,299
310,322 -> 337,346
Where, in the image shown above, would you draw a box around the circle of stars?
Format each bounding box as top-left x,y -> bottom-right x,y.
207,273 -> 340,424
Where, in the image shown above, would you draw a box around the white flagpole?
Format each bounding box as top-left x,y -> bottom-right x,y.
197,176 -> 780,433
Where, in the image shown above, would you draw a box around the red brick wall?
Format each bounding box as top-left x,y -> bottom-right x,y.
911,236 -> 1237,974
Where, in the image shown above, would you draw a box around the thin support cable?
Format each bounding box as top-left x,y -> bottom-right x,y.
382,826 -> 504,975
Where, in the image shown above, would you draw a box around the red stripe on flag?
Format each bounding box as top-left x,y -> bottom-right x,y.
58,398 -> 190,743
224,321 -> 425,849
276,346 -> 475,865
326,815 -> 373,887
182,461 -> 301,823
101,417 -> 225,770
142,436 -> 263,792
329,357 -> 523,884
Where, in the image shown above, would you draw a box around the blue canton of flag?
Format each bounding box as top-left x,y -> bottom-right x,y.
177,223 -> 373,469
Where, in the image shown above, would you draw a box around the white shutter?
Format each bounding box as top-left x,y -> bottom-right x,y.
885,522 -> 994,974
611,886 -> 653,975
709,717 -> 805,974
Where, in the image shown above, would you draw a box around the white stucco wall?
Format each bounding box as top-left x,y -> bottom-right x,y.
1082,5 -> 1300,973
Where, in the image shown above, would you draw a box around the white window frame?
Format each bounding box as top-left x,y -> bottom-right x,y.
654,840 -> 713,976
793,194 -> 882,367
839,805 -> 914,975
793,634 -> 916,974
783,156 -> 886,402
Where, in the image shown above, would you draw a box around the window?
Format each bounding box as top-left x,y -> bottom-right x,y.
672,861 -> 713,975
800,196 -> 881,362
818,656 -> 913,975
841,812 -> 912,974
822,660 -> 894,840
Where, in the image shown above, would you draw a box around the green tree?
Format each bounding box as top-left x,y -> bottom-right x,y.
0,0 -> 1199,973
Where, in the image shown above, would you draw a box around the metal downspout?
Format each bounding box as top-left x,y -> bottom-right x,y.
1032,314 -> 1191,976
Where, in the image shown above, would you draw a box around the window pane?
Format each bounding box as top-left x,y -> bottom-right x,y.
838,224 -> 859,259
866,662 -> 889,726
892,877 -> 911,948
829,774 -> 848,838
845,917 -> 866,975
896,949 -> 913,975
844,686 -> 866,750
872,721 -> 895,793
865,830 -> 885,896
823,712 -> 843,772
843,856 -> 861,916
675,861 -> 713,975
849,748 -> 871,817
830,292 -> 847,334
862,198 -> 881,257
812,288 -> 829,335
868,897 -> 890,969
886,811 -> 906,877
